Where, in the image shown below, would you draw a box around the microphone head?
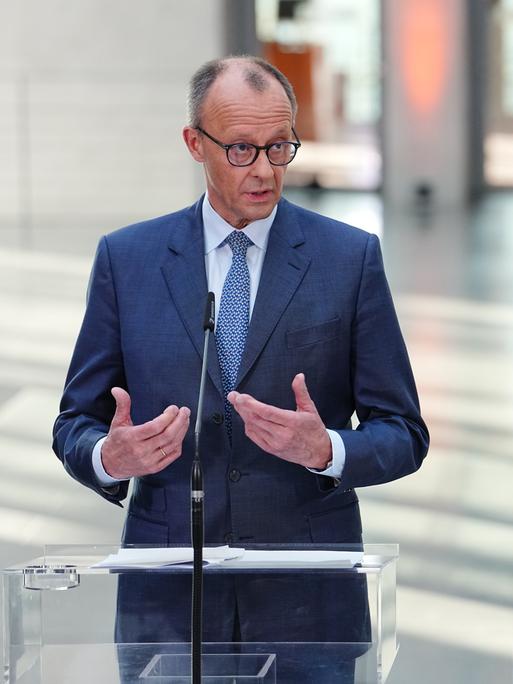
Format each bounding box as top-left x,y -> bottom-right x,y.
203,292 -> 215,331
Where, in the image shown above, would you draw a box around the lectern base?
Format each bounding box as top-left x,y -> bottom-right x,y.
139,652 -> 276,681
10,642 -> 365,684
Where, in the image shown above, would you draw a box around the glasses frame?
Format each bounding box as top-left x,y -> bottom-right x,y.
196,126 -> 301,167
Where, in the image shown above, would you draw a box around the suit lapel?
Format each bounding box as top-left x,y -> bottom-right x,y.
160,198 -> 223,396
237,200 -> 311,387
160,198 -> 310,396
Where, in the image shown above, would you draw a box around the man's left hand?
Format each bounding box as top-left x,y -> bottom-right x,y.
228,373 -> 332,469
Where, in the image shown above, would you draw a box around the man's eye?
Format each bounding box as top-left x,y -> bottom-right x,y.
271,142 -> 283,151
233,143 -> 251,153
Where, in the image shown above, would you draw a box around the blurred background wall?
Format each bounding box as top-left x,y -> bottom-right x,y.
0,1 -> 512,683
1,0 -> 511,238
0,0 -> 229,253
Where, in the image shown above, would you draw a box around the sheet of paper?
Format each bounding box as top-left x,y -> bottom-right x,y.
93,547 -> 363,569
222,550 -> 364,567
93,546 -> 244,569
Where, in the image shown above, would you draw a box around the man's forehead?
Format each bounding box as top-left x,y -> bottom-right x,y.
206,66 -> 291,111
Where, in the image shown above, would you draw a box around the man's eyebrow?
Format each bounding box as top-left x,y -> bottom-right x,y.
229,130 -> 292,142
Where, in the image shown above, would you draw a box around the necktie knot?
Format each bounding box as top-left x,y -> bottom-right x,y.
224,230 -> 253,257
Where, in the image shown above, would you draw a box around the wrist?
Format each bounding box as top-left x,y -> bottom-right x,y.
308,433 -> 333,471
92,436 -> 122,486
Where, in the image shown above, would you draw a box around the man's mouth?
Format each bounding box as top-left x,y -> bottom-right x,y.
245,189 -> 272,200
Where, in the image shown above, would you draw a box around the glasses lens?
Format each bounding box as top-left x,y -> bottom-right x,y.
268,142 -> 296,165
227,143 -> 257,166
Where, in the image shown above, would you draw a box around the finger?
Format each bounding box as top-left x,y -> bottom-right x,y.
134,405 -> 181,440
229,392 -> 292,426
240,409 -> 289,441
110,387 -> 133,427
147,406 -> 191,451
244,420 -> 301,463
164,406 -> 191,442
292,373 -> 316,413
147,408 -> 191,474
164,404 -> 181,415
244,422 -> 276,454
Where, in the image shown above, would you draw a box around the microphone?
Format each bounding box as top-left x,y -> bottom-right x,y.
194,291 -> 215,444
191,291 -> 215,684
202,290 -> 215,333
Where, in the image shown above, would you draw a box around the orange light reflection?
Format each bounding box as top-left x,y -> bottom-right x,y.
401,0 -> 449,114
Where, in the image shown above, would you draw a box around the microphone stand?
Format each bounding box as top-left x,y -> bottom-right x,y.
191,292 -> 215,684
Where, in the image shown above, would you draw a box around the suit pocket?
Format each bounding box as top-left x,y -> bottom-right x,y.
307,500 -> 362,544
286,316 -> 342,349
131,480 -> 167,513
123,513 -> 169,546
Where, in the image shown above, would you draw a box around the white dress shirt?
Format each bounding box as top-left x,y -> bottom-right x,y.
92,195 -> 346,485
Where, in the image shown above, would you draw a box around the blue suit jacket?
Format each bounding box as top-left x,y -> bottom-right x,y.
53,196 -> 428,548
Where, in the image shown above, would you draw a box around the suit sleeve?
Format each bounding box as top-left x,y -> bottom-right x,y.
337,233 -> 429,488
52,236 -> 129,505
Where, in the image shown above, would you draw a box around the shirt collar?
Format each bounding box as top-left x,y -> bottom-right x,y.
202,194 -> 277,254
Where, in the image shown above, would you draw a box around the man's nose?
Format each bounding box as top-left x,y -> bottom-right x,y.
250,150 -> 274,178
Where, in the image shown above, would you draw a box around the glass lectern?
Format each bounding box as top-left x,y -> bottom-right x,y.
1,544 -> 398,683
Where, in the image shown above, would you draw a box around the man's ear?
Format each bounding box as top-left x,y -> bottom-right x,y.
183,126 -> 204,162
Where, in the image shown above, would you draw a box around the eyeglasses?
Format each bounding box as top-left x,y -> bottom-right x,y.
196,126 -> 301,167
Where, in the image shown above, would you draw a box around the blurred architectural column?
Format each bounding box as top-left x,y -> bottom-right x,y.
382,0 -> 470,207
225,0 -> 259,56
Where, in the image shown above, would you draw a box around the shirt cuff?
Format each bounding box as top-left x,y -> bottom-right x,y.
92,436 -> 123,487
307,430 -> 346,479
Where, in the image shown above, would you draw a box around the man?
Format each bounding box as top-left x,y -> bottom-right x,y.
53,55 -> 428,681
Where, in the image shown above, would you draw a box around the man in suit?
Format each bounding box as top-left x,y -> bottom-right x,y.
53,55 -> 428,681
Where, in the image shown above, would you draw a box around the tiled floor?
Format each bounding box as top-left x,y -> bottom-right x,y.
1,189 -> 512,682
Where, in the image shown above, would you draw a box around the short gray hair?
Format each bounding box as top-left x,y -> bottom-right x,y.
187,55 -> 297,128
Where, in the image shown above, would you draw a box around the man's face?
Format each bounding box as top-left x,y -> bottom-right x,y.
183,69 -> 294,228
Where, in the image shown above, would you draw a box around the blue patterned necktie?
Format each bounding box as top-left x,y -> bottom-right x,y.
216,230 -> 254,436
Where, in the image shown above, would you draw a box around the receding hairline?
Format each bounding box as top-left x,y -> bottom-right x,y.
207,63 -> 290,107
187,55 -> 297,128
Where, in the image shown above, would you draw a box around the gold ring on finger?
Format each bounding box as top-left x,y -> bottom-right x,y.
159,446 -> 167,458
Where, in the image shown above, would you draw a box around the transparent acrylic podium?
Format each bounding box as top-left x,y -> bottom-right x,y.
1,544 -> 398,683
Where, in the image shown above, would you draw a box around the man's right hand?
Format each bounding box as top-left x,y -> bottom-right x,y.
100,387 -> 191,480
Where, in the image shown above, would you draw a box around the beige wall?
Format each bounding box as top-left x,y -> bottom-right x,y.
0,1 -> 228,251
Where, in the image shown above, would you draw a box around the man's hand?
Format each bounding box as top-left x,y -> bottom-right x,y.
228,373 -> 332,469
101,387 -> 191,480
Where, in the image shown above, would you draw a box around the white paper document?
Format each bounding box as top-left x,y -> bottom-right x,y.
93,547 -> 363,569
93,546 -> 244,569
229,549 -> 364,568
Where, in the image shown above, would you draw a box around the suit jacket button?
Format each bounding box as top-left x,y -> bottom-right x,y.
224,533 -> 234,543
229,469 -> 241,482
212,412 -> 224,425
